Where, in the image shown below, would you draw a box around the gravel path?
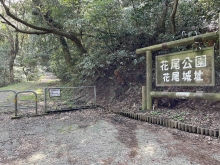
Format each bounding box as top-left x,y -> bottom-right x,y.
0,109 -> 220,165
0,91 -> 15,114
1,73 -> 220,165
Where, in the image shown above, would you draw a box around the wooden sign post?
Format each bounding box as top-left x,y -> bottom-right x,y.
136,14 -> 220,110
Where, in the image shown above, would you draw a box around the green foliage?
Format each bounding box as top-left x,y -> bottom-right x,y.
150,110 -> 162,116
18,94 -> 36,101
171,111 -> 186,121
0,41 -> 10,86
50,47 -> 72,81
75,50 -> 145,80
1,0 -> 220,85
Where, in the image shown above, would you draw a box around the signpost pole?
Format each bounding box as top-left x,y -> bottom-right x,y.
146,51 -> 152,110
142,86 -> 147,110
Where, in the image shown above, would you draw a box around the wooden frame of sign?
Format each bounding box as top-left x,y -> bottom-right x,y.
156,47 -> 215,86
136,13 -> 220,110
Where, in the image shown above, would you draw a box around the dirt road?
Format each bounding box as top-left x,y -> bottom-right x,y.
0,73 -> 220,165
0,108 -> 220,165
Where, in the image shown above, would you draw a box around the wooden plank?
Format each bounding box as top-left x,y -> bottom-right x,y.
136,31 -> 219,54
151,91 -> 220,100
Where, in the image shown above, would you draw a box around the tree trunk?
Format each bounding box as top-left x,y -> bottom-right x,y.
9,60 -> 14,83
32,0 -> 86,67
131,0 -> 139,27
31,0 -> 87,56
170,0 -> 179,34
150,0 -> 169,44
1,0 -> 88,56
8,32 -> 19,84
59,37 -> 74,67
159,0 -> 169,33
69,33 -> 87,54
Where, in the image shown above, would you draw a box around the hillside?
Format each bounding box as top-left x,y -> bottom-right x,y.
93,73 -> 220,132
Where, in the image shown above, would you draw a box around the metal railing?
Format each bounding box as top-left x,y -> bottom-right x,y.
14,90 -> 38,117
44,86 -> 96,113
0,86 -> 97,118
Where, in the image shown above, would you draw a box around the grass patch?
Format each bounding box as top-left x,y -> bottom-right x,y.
35,88 -> 44,95
0,74 -> 60,102
17,94 -> 36,101
0,82 -> 33,91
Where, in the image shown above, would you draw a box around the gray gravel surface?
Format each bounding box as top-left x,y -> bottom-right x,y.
0,109 -> 220,165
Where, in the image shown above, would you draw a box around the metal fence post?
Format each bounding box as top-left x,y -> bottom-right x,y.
44,88 -> 47,113
35,93 -> 38,115
14,93 -> 18,116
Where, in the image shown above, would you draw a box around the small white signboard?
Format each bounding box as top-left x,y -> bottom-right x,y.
49,89 -> 61,97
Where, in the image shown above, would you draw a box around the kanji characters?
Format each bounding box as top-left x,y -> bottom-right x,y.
171,72 -> 180,82
195,55 -> 206,67
163,73 -> 170,82
171,59 -> 180,69
160,55 -> 207,83
182,70 -> 192,82
160,60 -> 169,71
182,57 -> 192,69
194,70 -> 203,82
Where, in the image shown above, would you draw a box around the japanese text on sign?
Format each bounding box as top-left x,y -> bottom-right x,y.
156,47 -> 215,86
160,55 -> 205,82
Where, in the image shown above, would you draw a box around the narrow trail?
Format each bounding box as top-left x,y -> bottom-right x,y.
0,72 -> 60,114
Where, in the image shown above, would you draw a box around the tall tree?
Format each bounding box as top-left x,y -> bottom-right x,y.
8,31 -> 19,84
0,0 -> 87,57
170,0 -> 178,34
0,27 -> 19,84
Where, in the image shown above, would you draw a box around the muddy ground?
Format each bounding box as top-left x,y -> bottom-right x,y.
0,108 -> 220,165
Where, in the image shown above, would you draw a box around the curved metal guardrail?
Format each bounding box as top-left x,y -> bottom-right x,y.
1,86 -> 97,118
14,90 -> 38,117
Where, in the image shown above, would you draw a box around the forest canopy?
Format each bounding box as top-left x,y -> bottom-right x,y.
0,0 -> 219,86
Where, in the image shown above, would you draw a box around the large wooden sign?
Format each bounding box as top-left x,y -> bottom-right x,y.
156,47 -> 215,86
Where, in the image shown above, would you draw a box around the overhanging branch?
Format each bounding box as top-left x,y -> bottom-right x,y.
0,0 -> 53,32
0,14 -> 51,35
0,0 -> 88,54
0,1 -> 81,38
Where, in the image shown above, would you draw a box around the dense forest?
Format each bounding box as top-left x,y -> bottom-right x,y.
0,0 -> 219,87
